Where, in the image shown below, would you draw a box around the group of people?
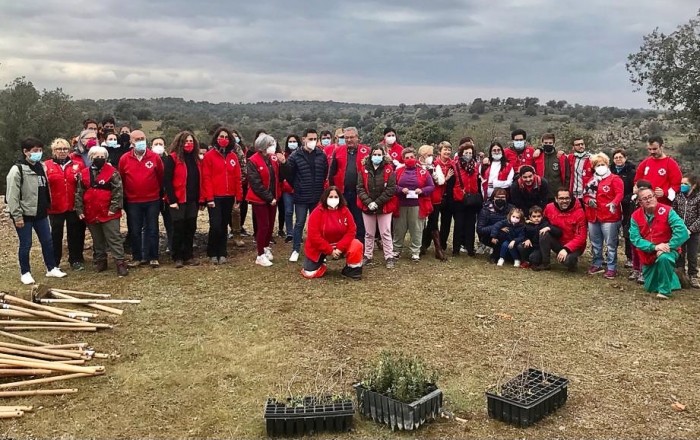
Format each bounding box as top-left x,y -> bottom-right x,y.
5,117 -> 699,298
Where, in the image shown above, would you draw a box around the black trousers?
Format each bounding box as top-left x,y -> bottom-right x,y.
452,202 -> 479,255
421,202 -> 453,250
516,244 -> 543,265
207,196 -> 234,258
539,232 -> 582,268
49,211 -> 86,266
171,201 -> 198,261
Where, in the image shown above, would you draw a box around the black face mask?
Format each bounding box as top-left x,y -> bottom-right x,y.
543,145 -> 555,153
494,199 -> 507,209
92,158 -> 106,169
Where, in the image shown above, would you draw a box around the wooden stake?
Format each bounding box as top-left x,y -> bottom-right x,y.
0,388 -> 77,397
0,372 -> 101,389
42,343 -> 88,350
0,331 -> 48,346
0,356 -> 102,374
0,293 -> 84,319
50,289 -> 111,298
38,298 -> 140,304
50,292 -> 124,315
1,303 -> 85,323
0,406 -> 32,411
0,342 -> 85,360
0,310 -> 35,318
1,327 -> 97,332
0,347 -> 68,362
0,410 -> 24,418
3,321 -> 112,329
0,369 -> 53,376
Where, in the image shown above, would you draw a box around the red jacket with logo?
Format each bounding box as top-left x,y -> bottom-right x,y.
543,201 -> 588,253
631,204 -> 674,266
304,205 -> 357,262
431,158 -> 453,204
480,161 -> 514,199
380,141 -> 404,165
505,146 -> 540,175
246,152 -> 281,204
79,164 -> 122,224
45,159 -> 83,214
634,156 -> 683,206
166,152 -> 202,204
329,145 -> 369,193
118,150 -> 163,203
201,147 -> 243,201
583,174 -> 624,223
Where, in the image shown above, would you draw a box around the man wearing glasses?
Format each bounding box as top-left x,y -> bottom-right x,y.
533,188 -> 588,271
630,187 -> 689,299
565,137 -> 592,206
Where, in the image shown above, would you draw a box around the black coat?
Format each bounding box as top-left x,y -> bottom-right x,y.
510,178 -> 549,213
283,147 -> 328,205
611,161 -> 636,204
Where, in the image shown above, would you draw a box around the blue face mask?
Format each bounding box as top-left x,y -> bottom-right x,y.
134,140 -> 147,152
681,183 -> 691,194
371,155 -> 383,165
321,139 -> 331,147
28,152 -> 43,162
234,137 -> 240,144
106,140 -> 118,148
338,138 -> 346,146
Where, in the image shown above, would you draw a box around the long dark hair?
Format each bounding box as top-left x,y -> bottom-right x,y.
488,141 -> 507,167
319,186 -> 347,209
211,127 -> 234,149
285,134 -> 300,155
170,131 -> 200,163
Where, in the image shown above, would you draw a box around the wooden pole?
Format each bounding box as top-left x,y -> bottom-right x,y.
0,372 -> 101,389
0,369 -> 53,376
1,303 -> 85,323
0,406 -> 32,411
0,356 -> 102,374
0,410 -> 24,418
1,327 -> 97,332
0,310 -> 35,318
0,293 -> 84,319
0,388 -> 78,397
0,331 -> 49,346
3,321 -> 112,329
50,292 -> 124,316
0,342 -> 85,360
0,347 -> 68,362
38,298 -> 140,304
50,289 -> 111,298
42,343 -> 88,350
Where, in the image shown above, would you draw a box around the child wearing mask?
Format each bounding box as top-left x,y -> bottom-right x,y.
491,207 -> 526,267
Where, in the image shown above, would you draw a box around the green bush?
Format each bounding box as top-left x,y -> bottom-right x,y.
358,351 -> 438,403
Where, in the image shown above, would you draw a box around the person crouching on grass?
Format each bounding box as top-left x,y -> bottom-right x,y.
630,187 -> 689,299
490,207 -> 526,267
517,205 -> 551,269
301,187 -> 364,280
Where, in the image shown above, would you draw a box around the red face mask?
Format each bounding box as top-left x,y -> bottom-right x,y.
404,158 -> 417,168
183,142 -> 194,153
85,138 -> 97,149
217,138 -> 230,148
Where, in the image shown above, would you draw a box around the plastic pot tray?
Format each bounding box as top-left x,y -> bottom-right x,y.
486,368 -> 569,427
263,396 -> 354,437
354,383 -> 443,431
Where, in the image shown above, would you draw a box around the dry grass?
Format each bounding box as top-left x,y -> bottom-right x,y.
0,209 -> 699,439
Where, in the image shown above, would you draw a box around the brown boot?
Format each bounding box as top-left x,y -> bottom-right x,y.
116,260 -> 129,277
432,230 -> 447,261
231,205 -> 246,247
94,260 -> 108,273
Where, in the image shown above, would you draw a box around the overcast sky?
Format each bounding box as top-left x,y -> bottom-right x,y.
0,1 -> 697,108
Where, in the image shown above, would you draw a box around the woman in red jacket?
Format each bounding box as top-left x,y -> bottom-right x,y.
163,131 -> 202,268
201,127 -> 243,264
45,138 -> 86,270
583,152 -> 624,279
302,186 -> 363,279
452,143 -> 483,256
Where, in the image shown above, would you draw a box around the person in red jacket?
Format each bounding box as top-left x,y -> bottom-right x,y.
46,138 -> 86,270
328,127 -> 367,240
565,136 -> 593,205
163,131 -> 202,268
118,130 -> 164,268
452,143 -> 482,257
201,127 -> 243,264
505,129 -> 542,177
533,187 -> 588,271
582,153 -> 625,279
74,146 -> 128,277
246,134 -> 284,267
380,127 -> 404,167
301,186 -> 363,279
633,135 -> 682,206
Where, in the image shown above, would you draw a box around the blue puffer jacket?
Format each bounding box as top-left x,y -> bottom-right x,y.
284,147 -> 329,205
477,200 -> 514,239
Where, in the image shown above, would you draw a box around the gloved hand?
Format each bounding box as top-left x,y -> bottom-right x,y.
368,202 -> 378,211
393,159 -> 400,167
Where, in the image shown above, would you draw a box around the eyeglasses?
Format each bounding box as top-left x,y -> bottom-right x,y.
54,148 -> 70,152
640,195 -> 655,202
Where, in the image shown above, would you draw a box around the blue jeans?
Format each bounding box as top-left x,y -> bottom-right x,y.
293,203 -> 314,252
588,221 -> 620,271
126,200 -> 161,261
283,193 -> 294,239
499,240 -> 520,261
15,216 -> 56,274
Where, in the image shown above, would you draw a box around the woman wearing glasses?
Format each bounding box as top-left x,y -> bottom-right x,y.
45,138 -> 87,271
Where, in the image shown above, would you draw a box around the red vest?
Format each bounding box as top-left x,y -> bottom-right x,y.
431,159 -> 453,204
357,164 -> 399,215
166,152 -> 202,204
80,164 -> 122,224
480,162 -> 514,198
331,145 -> 367,193
583,174 -> 624,223
45,159 -> 82,214
631,204 -> 675,266
246,152 -> 281,204
381,141 -> 404,164
453,163 -> 480,202
504,146 -> 537,174
394,166 -> 433,219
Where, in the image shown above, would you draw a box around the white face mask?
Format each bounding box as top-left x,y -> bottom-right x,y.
595,165 -> 609,176
385,135 -> 396,145
305,140 -> 317,150
288,142 -> 298,150
492,153 -> 503,161
510,216 -> 520,224
266,145 -> 276,155
327,197 -> 340,208
424,156 -> 433,165
513,140 -> 526,150
199,154 -> 204,160
151,145 -> 165,155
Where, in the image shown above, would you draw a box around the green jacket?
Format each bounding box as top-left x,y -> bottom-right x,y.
5,162 -> 47,221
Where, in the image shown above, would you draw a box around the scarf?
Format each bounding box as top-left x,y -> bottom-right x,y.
584,169 -> 611,198
461,157 -> 476,175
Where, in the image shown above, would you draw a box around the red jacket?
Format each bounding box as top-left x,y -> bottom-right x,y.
505,146 -> 539,175
480,161 -> 514,199
118,150 -> 163,203
631,204 -> 674,266
303,205 -> 356,262
79,164 -> 122,224
201,147 -> 243,201
634,156 -> 683,206
281,151 -> 294,194
69,152 -> 88,169
246,152 -> 281,204
330,145 -> 368,193
566,153 -> 593,198
381,141 -> 404,164
543,201 -> 587,253
452,163 -> 480,202
45,159 -> 82,214
431,158 -> 453,204
583,174 -> 624,223
165,152 -> 202,204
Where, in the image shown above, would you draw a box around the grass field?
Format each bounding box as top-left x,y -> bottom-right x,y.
0,209 -> 699,439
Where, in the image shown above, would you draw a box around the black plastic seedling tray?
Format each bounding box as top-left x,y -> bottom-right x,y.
486,368 -> 568,427
264,397 -> 354,437
354,384 -> 443,431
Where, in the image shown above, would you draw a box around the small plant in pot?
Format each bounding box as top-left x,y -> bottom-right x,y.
354,351 -> 443,431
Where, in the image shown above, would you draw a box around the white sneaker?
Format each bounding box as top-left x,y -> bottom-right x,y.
289,251 -> 299,262
20,272 -> 35,285
459,245 -> 468,254
513,260 -> 521,268
497,258 -> 505,266
264,247 -> 274,261
46,267 -> 67,278
256,254 -> 273,267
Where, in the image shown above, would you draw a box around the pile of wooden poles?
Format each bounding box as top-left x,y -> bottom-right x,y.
0,285 -> 140,419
